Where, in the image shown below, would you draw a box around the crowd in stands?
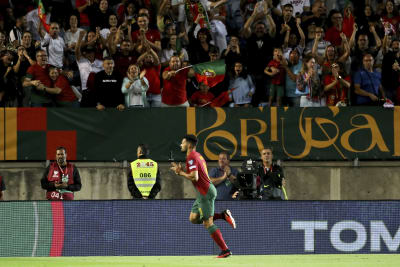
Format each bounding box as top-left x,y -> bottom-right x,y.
0,0 -> 399,108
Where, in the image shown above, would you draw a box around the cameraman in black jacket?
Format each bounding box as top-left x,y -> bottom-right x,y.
257,147 -> 287,200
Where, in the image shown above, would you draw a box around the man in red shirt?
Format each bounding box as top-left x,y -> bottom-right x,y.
23,50 -> 62,107
48,66 -> 79,107
137,47 -> 161,107
325,10 -> 344,47
171,134 -> 236,258
162,55 -> 195,107
131,14 -> 161,54
265,48 -> 286,106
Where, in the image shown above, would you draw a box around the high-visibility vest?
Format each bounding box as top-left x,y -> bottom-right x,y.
130,159 -> 158,197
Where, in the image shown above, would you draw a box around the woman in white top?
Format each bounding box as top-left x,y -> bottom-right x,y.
121,64 -> 149,107
64,14 -> 84,62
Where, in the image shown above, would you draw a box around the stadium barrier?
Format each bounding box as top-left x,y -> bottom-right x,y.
1,107 -> 400,162
1,200 -> 399,256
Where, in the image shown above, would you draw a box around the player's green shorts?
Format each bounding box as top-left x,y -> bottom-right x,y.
191,184 -> 217,221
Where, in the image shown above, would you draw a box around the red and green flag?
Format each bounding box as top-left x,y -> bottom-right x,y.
193,60 -> 226,88
38,0 -> 50,32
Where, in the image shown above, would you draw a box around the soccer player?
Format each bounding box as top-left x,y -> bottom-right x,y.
170,134 -> 236,258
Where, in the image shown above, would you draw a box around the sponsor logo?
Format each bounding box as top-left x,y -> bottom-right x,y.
292,220 -> 400,252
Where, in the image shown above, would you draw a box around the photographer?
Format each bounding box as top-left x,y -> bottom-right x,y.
257,147 -> 287,200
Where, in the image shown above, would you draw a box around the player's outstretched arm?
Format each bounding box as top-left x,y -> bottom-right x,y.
170,162 -> 198,182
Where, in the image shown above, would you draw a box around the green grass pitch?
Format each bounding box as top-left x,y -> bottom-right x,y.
1,255 -> 400,267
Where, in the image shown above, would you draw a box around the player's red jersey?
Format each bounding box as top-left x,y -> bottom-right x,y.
186,150 -> 211,195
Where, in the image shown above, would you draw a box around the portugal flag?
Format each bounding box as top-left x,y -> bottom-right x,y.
38,0 -> 50,33
193,60 -> 226,88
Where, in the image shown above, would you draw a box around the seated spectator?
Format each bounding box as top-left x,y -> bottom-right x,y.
264,48 -> 285,106
161,55 -> 195,107
209,151 -> 239,200
48,66 -> 79,107
296,55 -> 325,107
121,64 -> 149,108
323,62 -> 351,106
282,48 -> 302,106
228,61 -> 255,107
190,82 -> 215,107
353,53 -> 386,105
137,47 -> 161,107
93,56 -> 125,110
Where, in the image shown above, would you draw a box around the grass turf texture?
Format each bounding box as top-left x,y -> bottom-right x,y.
1,255 -> 400,267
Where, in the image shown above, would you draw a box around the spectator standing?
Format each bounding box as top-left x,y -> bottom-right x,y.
282,48 -> 302,106
132,14 -> 161,55
9,11 -> 25,47
190,82 -> 215,107
48,66 -> 79,107
325,9 -> 344,47
353,53 -> 386,105
229,61 -> 255,107
264,47 -> 285,106
323,62 -> 351,106
40,22 -> 65,69
121,64 -> 149,108
161,55 -> 195,107
209,151 -> 239,200
296,55 -> 325,107
242,3 -> 276,106
94,56 -> 125,110
0,50 -> 17,106
22,50 -> 61,107
41,147 -> 82,200
137,47 -> 161,107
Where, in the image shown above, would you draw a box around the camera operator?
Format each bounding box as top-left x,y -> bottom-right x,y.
257,147 -> 287,200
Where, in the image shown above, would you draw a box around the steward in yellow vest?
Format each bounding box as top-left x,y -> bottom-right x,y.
127,144 -> 161,199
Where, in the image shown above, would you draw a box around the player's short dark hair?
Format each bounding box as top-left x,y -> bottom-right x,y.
261,146 -> 273,153
103,56 -> 114,62
56,146 -> 67,153
184,134 -> 198,146
138,144 -> 149,156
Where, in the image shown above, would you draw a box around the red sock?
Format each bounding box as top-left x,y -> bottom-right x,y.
213,212 -> 224,220
211,229 -> 228,251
